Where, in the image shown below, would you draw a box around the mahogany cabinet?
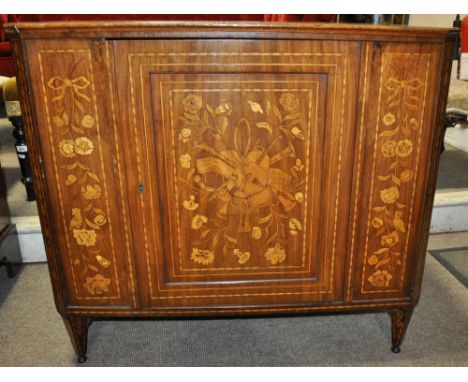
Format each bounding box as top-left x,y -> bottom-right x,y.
6,21 -> 456,363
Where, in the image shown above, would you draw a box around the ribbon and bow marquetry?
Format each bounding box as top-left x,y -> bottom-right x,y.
47,76 -> 92,103
384,77 -> 423,108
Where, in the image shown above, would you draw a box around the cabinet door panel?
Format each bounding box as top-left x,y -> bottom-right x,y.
25,40 -> 136,307
114,40 -> 360,308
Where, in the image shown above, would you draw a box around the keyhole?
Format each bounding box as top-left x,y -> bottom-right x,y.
138,184 -> 144,194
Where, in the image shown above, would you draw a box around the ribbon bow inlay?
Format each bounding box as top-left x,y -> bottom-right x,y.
385,77 -> 423,92
384,77 -> 423,106
47,76 -> 92,103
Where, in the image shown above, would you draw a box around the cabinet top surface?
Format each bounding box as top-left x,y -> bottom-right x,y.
5,21 -> 457,42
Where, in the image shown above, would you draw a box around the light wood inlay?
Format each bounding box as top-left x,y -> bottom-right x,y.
361,52 -> 431,294
7,22 -> 455,358
118,41 -> 356,306
37,49 -> 121,300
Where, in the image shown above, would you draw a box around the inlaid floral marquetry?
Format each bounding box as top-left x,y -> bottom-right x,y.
11,22 -> 454,357
38,50 -> 119,299
168,85 -> 317,272
362,52 -> 430,293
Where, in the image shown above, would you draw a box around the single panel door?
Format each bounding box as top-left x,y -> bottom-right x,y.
114,39 -> 360,308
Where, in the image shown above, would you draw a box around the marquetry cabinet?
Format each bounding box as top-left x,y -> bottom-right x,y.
6,21 -> 456,363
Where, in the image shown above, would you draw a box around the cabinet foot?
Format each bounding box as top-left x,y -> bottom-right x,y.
63,316 -> 89,363
389,307 -> 413,353
391,345 -> 401,354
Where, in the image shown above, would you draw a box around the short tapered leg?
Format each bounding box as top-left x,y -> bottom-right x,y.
63,316 -> 89,363
389,307 -> 414,353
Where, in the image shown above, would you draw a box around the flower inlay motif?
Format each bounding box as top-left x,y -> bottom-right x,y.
46,64 -> 112,297
364,54 -> 429,291
175,92 -> 308,267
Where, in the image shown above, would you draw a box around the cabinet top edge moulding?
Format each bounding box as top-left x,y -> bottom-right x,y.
5,20 -> 458,42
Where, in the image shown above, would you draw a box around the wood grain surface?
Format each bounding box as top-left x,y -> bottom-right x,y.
7,22 -> 456,358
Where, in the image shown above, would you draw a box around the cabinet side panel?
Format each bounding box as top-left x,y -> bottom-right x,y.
10,38 -> 68,313
24,39 -> 135,307
351,42 -> 445,300
409,41 -> 455,304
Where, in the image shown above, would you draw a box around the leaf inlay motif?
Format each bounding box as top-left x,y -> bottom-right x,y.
175,92 -> 309,267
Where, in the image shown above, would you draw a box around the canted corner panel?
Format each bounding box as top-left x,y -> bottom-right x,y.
353,49 -> 433,297
119,43 -> 356,308
31,46 -> 133,305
